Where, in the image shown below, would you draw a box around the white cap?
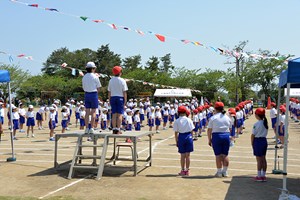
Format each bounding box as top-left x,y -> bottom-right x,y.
65,103 -> 70,106
125,108 -> 132,113
61,106 -> 67,110
150,106 -> 155,110
86,61 -> 96,68
49,107 -> 55,111
70,99 -> 75,103
52,104 -> 57,108
80,101 -> 83,104
45,107 -> 49,111
28,105 -> 34,109
76,102 -> 80,105
54,100 -> 59,104
80,105 -> 85,108
155,106 -> 160,109
102,108 -> 108,112
12,105 -> 17,109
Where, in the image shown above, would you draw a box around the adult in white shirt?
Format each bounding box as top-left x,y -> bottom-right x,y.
207,102 -> 232,177
108,66 -> 128,134
82,62 -> 101,134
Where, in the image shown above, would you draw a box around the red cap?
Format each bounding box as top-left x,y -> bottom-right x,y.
255,108 -> 265,115
186,109 -> 190,117
193,109 -> 198,114
197,106 -> 203,112
271,102 -> 276,107
280,106 -> 286,113
235,106 -> 240,111
178,106 -> 187,114
228,108 -> 236,116
112,66 -> 122,75
214,102 -> 224,109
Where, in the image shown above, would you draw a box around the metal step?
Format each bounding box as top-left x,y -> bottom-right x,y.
79,144 -> 103,147
73,165 -> 99,169
76,155 -> 101,159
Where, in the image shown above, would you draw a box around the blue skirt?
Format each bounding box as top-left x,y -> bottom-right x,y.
26,117 -> 35,127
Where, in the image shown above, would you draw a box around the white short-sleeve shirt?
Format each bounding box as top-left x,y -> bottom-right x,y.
270,108 -> 277,119
280,114 -> 286,125
173,116 -> 195,133
207,112 -> 232,133
82,73 -> 101,92
134,115 -> 140,123
252,120 -> 268,138
26,111 -> 35,118
108,77 -> 128,97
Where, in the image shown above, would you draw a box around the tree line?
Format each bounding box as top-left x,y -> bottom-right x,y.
0,41 -> 290,106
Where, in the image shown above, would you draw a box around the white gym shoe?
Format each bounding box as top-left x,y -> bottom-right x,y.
222,171 -> 229,177
215,172 -> 223,178
31,134 -> 35,138
89,128 -> 94,134
84,128 -> 89,134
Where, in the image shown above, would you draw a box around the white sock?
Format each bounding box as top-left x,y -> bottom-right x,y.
261,171 -> 266,177
257,171 -> 261,177
223,167 -> 228,173
217,168 -> 222,173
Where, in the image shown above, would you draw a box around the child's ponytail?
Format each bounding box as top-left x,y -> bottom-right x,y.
263,115 -> 269,129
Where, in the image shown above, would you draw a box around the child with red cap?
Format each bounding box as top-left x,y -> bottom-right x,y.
270,102 -> 277,138
278,106 -> 286,148
173,106 -> 195,176
108,66 -> 128,134
192,109 -> 199,140
82,61 -> 101,134
252,108 -> 268,182
207,102 -> 232,177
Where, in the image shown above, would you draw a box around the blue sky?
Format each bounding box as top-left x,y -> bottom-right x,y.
1,0 -> 299,75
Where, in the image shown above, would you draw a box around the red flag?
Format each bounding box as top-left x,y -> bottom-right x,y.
155,34 -> 165,42
28,4 -> 38,7
17,54 -> 25,57
93,19 -> 104,23
108,23 -> 117,30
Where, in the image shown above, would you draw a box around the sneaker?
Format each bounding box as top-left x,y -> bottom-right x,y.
184,170 -> 189,176
87,137 -> 93,142
163,127 -> 166,130
261,176 -> 267,182
222,171 -> 229,177
49,137 -> 55,141
215,172 -> 223,178
13,136 -> 18,140
198,134 -> 202,137
89,128 -> 94,134
230,141 -> 234,147
31,134 -> 35,138
178,170 -> 186,176
193,137 -> 198,141
156,130 -> 160,133
84,128 -> 89,134
26,134 -> 29,138
253,176 -> 263,182
66,127 -> 70,131
38,127 -> 42,130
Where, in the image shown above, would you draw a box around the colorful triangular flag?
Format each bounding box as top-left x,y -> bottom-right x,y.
93,19 -> 104,23
107,23 -> 117,29
45,8 -> 58,12
28,4 -> 38,7
155,34 -> 165,42
80,16 -> 88,21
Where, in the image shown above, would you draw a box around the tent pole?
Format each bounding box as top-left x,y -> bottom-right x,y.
272,87 -> 281,173
7,82 -> 16,162
281,83 -> 290,197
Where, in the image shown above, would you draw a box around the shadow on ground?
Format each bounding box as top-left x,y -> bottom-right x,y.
224,175 -> 300,200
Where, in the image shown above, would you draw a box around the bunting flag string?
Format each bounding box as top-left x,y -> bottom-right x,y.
9,0 -> 290,61
0,50 -> 201,92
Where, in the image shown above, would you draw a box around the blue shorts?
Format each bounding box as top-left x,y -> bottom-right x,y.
296,111 -> 300,117
202,119 -> 207,126
135,122 -> 141,131
140,114 -> 145,121
84,92 -> 99,109
69,109 -> 72,117
169,115 -> 175,122
0,116 -> 3,124
155,118 -> 161,126
193,122 -> 199,132
80,118 -> 85,127
163,116 -> 168,123
237,119 -> 243,128
61,120 -> 68,128
36,112 -> 42,121
49,121 -> 56,130
75,112 -> 80,120
279,125 -> 285,136
178,132 -> 194,153
126,124 -> 132,131
212,132 -> 230,156
101,121 -> 107,130
253,137 -> 268,156
95,114 -> 99,122
13,119 -> 19,130
148,119 -> 154,127
107,113 -> 111,120
245,109 -> 249,115
271,118 -> 277,129
230,126 -> 236,137
110,96 -> 124,114
26,117 -> 35,127
55,113 -> 58,124
19,116 -> 25,124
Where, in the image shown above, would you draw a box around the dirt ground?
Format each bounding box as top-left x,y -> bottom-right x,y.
0,109 -> 299,200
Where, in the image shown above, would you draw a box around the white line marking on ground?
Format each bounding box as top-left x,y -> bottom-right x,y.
38,175 -> 91,199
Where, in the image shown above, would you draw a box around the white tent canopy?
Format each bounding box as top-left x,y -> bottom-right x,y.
154,89 -> 192,97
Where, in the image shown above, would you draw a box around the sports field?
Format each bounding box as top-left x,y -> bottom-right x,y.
0,110 -> 299,200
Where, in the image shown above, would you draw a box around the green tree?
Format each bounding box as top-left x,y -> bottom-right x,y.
122,55 -> 142,71
0,64 -> 31,101
160,53 -> 174,73
145,56 -> 160,72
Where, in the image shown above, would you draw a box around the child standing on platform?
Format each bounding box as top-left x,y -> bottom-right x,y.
173,106 -> 195,176
61,106 -> 69,133
48,107 -> 56,141
252,108 -> 268,182
26,105 -> 35,138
